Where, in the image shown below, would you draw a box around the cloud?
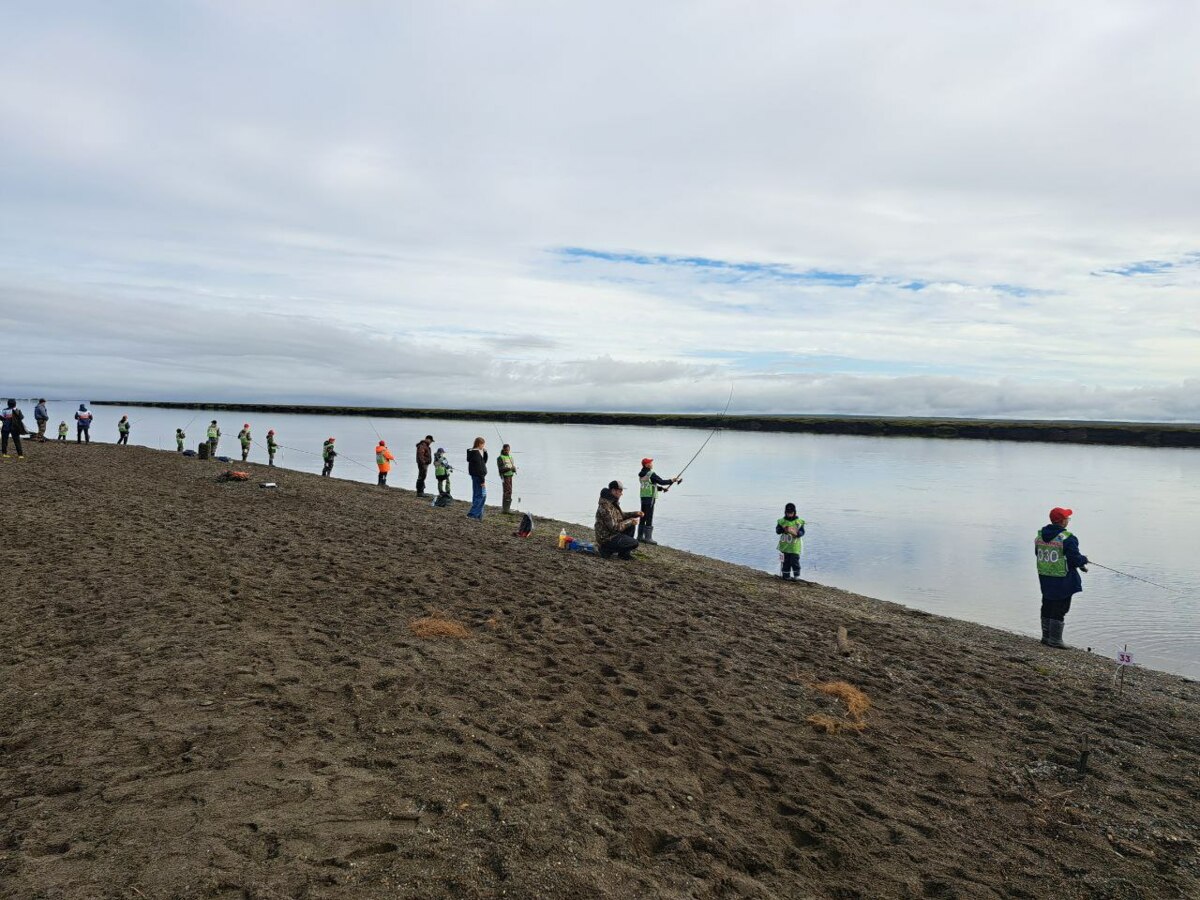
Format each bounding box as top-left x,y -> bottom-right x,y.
1,2 -> 1199,420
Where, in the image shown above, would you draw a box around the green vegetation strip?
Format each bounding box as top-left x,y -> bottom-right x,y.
91,401 -> 1200,448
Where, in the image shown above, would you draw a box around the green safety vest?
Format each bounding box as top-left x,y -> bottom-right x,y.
323,442 -> 335,460
58,423 -> 68,435
1035,528 -> 1072,578
777,517 -> 805,555
239,430 -> 251,445
207,426 -> 219,440
640,470 -> 657,498
267,438 -> 277,452
435,457 -> 449,477
176,432 -> 185,445
376,448 -> 389,465
118,421 -> 130,434
498,454 -> 515,477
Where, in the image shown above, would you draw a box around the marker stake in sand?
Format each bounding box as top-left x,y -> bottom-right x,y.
1114,643 -> 1134,697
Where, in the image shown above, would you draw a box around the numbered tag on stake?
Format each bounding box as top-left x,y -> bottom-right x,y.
1117,650 -> 1134,666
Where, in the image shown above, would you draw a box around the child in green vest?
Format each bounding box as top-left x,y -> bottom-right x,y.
176,428 -> 186,452
57,421 -> 68,441
776,502 -> 806,581
238,424 -> 251,461
433,447 -> 453,506
266,430 -> 277,466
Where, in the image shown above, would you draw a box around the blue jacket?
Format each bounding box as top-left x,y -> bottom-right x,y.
1037,524 -> 1087,600
34,403 -> 48,422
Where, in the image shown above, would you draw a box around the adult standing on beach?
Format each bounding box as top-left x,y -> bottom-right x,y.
375,440 -> 394,486
266,430 -> 278,466
637,457 -> 680,546
466,437 -> 488,520
321,437 -> 337,476
415,435 -> 434,497
1,400 -> 26,459
238,424 -> 251,462
1036,507 -> 1089,649
207,420 -> 221,456
75,404 -> 93,443
595,480 -> 642,560
497,443 -> 517,514
33,399 -> 49,442
117,416 -> 131,445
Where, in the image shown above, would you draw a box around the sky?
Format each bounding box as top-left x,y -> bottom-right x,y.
1,1 -> 1198,419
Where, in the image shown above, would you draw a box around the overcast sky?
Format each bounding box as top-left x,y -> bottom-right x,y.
1,1 -> 1197,419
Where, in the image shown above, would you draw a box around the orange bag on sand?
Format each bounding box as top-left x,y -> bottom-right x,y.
219,470 -> 250,482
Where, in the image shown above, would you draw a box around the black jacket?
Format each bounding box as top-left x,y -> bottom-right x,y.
467,448 -> 489,479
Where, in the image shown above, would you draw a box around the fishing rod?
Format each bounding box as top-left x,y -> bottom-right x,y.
666,385 -> 735,488
1088,562 -> 1182,594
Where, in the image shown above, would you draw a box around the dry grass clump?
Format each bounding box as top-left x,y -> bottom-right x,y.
806,680 -> 870,733
409,616 -> 471,639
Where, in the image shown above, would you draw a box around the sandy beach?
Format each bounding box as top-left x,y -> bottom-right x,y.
1,444 -> 1196,899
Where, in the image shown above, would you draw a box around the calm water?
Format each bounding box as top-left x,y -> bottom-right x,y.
69,402 -> 1200,679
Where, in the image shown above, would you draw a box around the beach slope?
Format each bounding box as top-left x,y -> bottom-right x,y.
1,446 -> 1196,898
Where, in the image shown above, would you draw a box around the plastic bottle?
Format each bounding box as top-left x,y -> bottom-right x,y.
558,528 -> 568,549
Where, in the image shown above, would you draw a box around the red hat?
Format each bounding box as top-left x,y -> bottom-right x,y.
328,436 -> 336,442
268,429 -> 274,434
378,439 -> 386,446
244,423 -> 249,427
1049,507 -> 1073,523
641,457 -> 653,467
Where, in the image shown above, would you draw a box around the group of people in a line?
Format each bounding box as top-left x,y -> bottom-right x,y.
4,401 -> 1089,650
1,399 -> 96,457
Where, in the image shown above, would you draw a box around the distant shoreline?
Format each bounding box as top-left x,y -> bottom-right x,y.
89,400 -> 1200,448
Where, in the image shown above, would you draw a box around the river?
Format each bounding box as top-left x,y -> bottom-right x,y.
71,402 -> 1200,679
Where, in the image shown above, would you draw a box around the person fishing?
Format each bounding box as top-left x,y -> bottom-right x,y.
466,437 -> 488,520
1036,506 -> 1089,649
175,427 -> 186,452
75,404 -> 93,443
238,423 -> 252,462
636,457 -> 681,545
207,420 -> 221,456
117,415 -> 131,445
57,421 -> 68,442
595,480 -> 643,560
434,447 -> 453,506
497,443 -> 517,514
415,434 -> 434,497
266,429 -> 278,466
321,437 -> 337,476
776,502 -> 806,581
33,399 -> 49,442
1,400 -> 26,459
375,439 -> 395,486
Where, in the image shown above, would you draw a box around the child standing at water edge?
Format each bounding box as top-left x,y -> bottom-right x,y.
434,447 -> 453,505
117,415 -> 131,445
266,430 -> 277,466
58,421 -> 68,441
776,503 -> 806,581
176,428 -> 186,452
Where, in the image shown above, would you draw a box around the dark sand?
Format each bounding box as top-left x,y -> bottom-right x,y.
1,445 -> 1197,899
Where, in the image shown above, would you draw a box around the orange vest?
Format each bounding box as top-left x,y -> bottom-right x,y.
376,444 -> 394,471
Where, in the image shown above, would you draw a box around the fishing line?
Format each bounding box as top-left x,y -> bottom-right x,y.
669,384 -> 735,486
1088,562 -> 1182,594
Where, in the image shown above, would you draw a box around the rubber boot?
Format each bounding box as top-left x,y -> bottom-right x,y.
1045,619 -> 1069,649
502,499 -> 512,514
641,525 -> 658,546
1040,617 -> 1051,645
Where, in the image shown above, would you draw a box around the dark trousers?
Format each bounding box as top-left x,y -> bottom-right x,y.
1,428 -> 20,456
640,496 -> 656,526
322,460 -> 334,476
241,446 -> 249,461
268,453 -> 275,467
118,433 -> 129,445
209,439 -> 218,455
58,434 -> 66,442
1040,594 -> 1073,620
601,533 -> 639,560
416,463 -> 429,495
781,553 -> 801,578
77,425 -> 90,443
437,475 -> 451,498
502,475 -> 513,504
378,471 -> 388,486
